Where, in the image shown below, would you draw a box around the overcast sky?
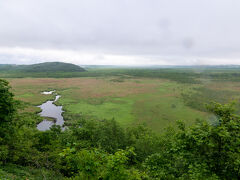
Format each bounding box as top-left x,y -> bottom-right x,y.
1,0 -> 240,65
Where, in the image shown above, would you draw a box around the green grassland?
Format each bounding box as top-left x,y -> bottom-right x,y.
2,67 -> 240,132
58,80 -> 208,132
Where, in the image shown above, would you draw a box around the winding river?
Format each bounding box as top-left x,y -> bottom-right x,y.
37,91 -> 64,131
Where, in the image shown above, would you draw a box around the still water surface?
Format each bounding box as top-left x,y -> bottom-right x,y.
37,91 -> 64,131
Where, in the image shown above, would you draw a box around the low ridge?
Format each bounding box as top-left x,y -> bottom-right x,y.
0,62 -> 86,72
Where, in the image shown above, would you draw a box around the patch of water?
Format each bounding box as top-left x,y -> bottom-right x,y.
37,91 -> 64,131
41,90 -> 55,95
37,120 -> 54,131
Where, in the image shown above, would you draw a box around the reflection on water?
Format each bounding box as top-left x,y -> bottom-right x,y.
37,120 -> 54,131
41,90 -> 55,95
37,91 -> 64,131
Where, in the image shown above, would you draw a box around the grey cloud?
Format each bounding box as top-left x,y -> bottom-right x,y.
0,0 -> 240,64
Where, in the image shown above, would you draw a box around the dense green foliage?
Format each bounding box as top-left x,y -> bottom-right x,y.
144,103 -> 240,179
0,79 -> 18,122
0,164 -> 64,180
0,78 -> 240,179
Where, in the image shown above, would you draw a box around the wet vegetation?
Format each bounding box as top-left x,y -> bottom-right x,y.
181,87 -> 239,112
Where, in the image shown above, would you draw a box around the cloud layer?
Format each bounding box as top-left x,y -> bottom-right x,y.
1,0 -> 240,65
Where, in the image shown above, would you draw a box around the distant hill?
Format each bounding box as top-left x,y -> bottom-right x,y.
0,64 -> 18,71
0,62 -> 86,72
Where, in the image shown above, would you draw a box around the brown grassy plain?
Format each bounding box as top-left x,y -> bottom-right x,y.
7,77 -> 209,131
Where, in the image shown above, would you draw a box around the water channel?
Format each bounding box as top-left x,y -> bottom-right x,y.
37,91 -> 64,131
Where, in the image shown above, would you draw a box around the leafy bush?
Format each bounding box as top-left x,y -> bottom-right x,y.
144,103 -> 240,179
